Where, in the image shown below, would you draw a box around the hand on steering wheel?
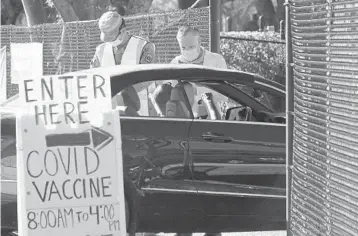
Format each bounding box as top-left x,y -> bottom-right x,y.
239,106 -> 253,121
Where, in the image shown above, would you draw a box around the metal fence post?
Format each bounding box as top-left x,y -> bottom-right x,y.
280,20 -> 285,40
259,15 -> 264,31
210,0 -> 221,53
285,1 -> 294,236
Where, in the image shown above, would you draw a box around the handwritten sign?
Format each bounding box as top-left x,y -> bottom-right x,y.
10,43 -> 43,84
16,74 -> 126,236
0,46 -> 6,103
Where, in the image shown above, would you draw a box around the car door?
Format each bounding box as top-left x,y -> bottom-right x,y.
115,81 -> 200,233
187,81 -> 286,232
1,113 -> 18,234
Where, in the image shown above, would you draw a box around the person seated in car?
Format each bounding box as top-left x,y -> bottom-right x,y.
199,92 -> 221,120
149,82 -> 173,117
182,82 -> 220,120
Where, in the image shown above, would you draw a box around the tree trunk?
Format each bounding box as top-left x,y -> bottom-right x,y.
21,0 -> 46,25
178,0 -> 194,9
3,0 -> 16,24
126,0 -> 154,15
71,0 -> 109,20
275,0 -> 285,28
110,0 -> 129,15
51,0 -> 78,22
178,0 -> 208,9
87,0 -> 97,20
15,11 -> 28,25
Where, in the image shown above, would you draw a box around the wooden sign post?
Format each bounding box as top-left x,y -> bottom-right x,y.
16,74 -> 126,236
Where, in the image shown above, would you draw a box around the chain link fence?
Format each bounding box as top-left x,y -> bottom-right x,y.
290,0 -> 358,235
0,7 -> 210,98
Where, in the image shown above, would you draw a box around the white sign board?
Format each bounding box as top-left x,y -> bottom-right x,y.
0,46 -> 6,103
11,43 -> 43,84
17,74 -> 126,236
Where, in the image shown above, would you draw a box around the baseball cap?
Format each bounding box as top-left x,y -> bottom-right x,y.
98,11 -> 124,42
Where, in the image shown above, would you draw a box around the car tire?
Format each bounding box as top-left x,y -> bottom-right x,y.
1,231 -> 17,236
125,196 -> 130,231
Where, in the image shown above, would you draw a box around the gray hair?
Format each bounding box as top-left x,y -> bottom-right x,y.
176,25 -> 201,41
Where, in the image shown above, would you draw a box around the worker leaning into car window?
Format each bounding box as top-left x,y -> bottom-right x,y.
170,25 -> 227,69
90,11 -> 156,68
170,25 -> 227,122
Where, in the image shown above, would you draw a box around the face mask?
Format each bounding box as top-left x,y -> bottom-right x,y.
182,48 -> 200,62
108,30 -> 124,47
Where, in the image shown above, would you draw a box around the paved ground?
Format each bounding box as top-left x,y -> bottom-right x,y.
138,231 -> 286,236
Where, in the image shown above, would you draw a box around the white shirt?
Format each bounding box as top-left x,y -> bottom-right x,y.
170,47 -> 228,69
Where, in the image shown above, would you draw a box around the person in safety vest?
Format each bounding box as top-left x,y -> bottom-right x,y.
90,11 -> 155,68
91,11 -> 155,111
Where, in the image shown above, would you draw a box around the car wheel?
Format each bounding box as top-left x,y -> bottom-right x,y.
125,197 -> 130,231
1,231 -> 17,236
125,198 -> 130,232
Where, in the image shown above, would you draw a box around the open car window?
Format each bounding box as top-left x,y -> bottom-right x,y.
110,77 -> 285,122
189,80 -> 286,123
228,82 -> 286,113
189,82 -> 242,120
112,80 -> 193,119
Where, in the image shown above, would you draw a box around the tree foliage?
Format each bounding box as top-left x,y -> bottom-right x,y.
1,0 -> 59,25
2,0 -> 157,25
21,0 -> 47,25
1,0 -> 23,25
177,0 -> 208,9
220,31 -> 285,83
222,0 -> 276,31
1,0 -> 217,25
50,0 -> 78,22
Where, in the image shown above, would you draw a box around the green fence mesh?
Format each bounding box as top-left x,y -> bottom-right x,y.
0,7 -> 210,98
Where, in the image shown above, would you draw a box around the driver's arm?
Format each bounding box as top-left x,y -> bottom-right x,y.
201,92 -> 221,120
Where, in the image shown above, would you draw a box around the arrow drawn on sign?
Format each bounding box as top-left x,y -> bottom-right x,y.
45,126 -> 114,151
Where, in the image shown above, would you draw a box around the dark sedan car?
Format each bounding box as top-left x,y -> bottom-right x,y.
1,64 -> 286,235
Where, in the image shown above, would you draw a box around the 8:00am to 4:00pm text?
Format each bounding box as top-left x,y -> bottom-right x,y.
27,204 -> 120,231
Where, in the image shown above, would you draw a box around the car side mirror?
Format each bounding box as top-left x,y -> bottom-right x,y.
274,116 -> 286,124
225,106 -> 252,121
256,111 -> 286,124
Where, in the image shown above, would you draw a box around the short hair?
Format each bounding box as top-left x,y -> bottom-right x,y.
176,25 -> 200,41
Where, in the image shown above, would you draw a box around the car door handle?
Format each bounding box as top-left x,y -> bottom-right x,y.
201,132 -> 233,143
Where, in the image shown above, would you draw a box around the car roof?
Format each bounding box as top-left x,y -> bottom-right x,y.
65,64 -> 285,95
1,64 -> 285,113
66,64 -> 241,78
